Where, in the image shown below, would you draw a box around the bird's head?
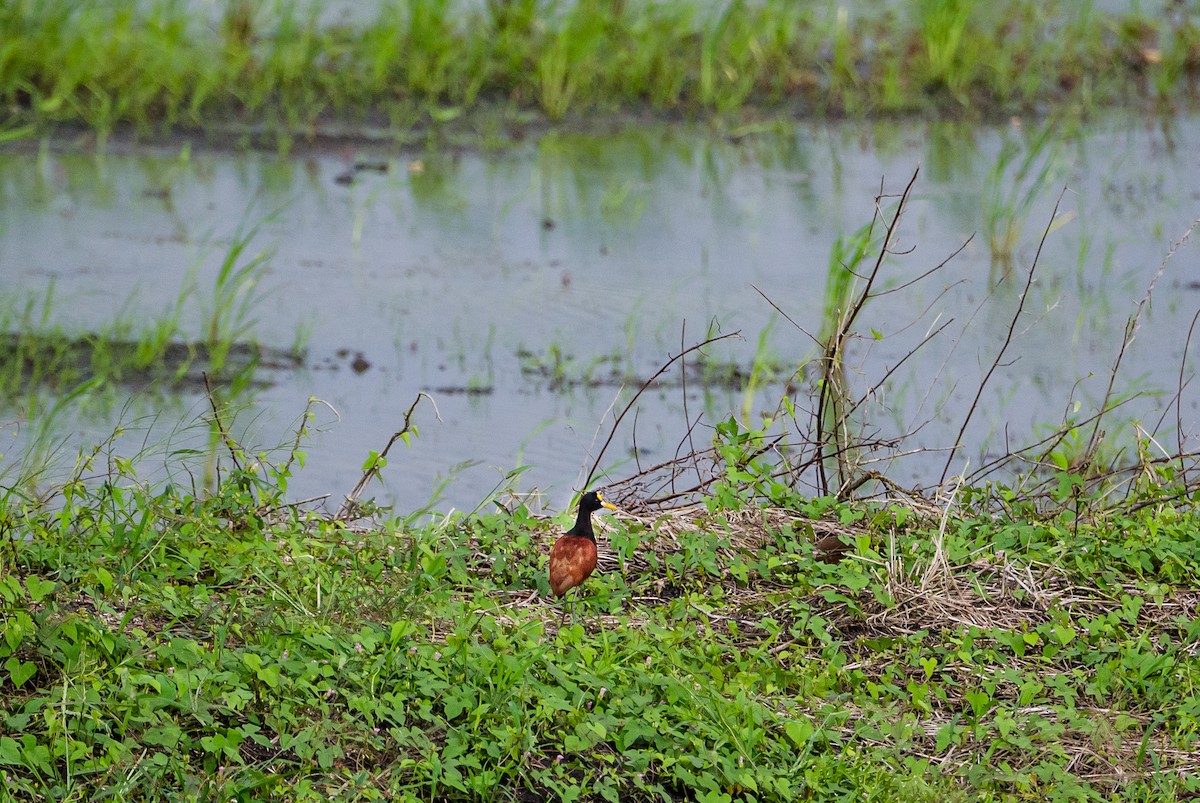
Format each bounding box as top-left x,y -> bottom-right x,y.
579,490 -> 618,514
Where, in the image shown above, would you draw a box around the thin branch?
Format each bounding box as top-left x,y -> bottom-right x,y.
1151,374 -> 1190,439
202,372 -> 244,473
850,317 -> 955,412
816,167 -> 921,494
1088,215 -> 1200,459
677,320 -> 704,490
836,168 -> 921,356
583,331 -> 741,490
279,397 -> 338,480
868,235 -> 973,298
631,407 -> 643,474
939,187 -> 1066,485
963,396 -> 1140,488
670,411 -> 707,496
337,392 -> 440,520
752,285 -> 821,348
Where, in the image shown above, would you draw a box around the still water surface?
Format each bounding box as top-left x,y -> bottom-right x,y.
2,113 -> 1198,513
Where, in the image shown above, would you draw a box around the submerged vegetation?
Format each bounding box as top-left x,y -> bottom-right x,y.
0,206 -> 302,409
1,0 -> 1199,145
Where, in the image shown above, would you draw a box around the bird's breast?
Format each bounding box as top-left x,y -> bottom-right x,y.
548,536 -> 599,597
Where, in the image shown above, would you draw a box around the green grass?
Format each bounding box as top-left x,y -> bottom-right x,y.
2,412 -> 1200,800
3,258 -> 1200,798
2,0 -> 1199,146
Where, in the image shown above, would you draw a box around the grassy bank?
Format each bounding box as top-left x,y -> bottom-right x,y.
2,409 -> 1200,801
1,0 -> 1198,147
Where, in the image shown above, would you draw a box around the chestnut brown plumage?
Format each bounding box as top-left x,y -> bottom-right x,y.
548,491 -> 616,619
813,533 -> 852,564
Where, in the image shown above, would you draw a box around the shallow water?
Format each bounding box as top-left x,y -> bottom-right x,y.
2,112 -> 1199,513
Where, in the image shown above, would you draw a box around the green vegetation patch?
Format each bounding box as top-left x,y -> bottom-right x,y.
2,130 -> 1198,799
515,345 -> 789,392
0,331 -> 300,395
2,438 -> 1199,800
2,0 -> 1200,145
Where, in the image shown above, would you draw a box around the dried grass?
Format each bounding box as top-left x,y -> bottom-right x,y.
478,501 -> 1200,791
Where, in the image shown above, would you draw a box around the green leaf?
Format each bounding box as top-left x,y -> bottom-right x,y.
2,610 -> 32,654
431,106 -> 462,122
843,572 -> 870,591
934,723 -> 958,753
965,688 -> 991,718
920,656 -> 938,680
256,665 -> 281,688
784,719 -> 814,747
94,566 -> 114,595
24,576 -> 56,603
1114,713 -> 1139,732
444,693 -> 469,720
4,658 -> 36,689
0,577 -> 22,602
1052,624 -> 1076,645
143,726 -> 183,748
360,450 -> 382,471
0,125 -> 35,144
0,736 -> 20,765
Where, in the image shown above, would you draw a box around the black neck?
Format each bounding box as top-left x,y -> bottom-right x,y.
566,505 -> 596,540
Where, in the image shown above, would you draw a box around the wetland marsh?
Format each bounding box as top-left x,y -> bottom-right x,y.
5,2 -> 1200,800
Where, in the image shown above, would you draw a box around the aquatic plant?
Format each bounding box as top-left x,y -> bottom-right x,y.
915,0 -> 974,100
1,0 -> 1198,144
0,202 -> 302,482
197,202 -> 280,378
983,122 -> 1064,272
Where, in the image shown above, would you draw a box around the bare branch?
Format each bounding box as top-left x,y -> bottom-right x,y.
815,167 -> 921,495
1087,215 -> 1200,459
940,186 -> 1066,485
202,372 -> 244,473
583,331 -> 741,491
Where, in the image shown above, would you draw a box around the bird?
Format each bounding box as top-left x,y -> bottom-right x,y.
813,533 -> 852,564
548,490 -> 617,621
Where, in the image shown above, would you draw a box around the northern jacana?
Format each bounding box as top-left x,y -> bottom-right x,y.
548,490 -> 617,621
